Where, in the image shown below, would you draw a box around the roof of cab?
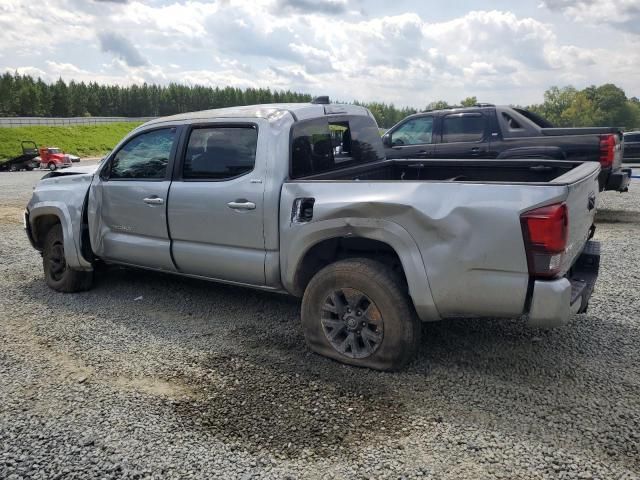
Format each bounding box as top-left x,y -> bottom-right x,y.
141,103 -> 373,128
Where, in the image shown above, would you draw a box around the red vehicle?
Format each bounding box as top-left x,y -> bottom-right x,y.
39,147 -> 73,171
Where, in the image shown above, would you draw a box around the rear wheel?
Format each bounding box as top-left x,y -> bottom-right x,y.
301,258 -> 421,371
48,162 -> 56,171
42,224 -> 93,292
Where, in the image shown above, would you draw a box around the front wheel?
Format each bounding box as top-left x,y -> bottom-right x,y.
48,162 -> 56,171
42,224 -> 93,292
301,258 -> 421,371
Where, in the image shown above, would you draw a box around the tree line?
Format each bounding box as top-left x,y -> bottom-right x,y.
0,72 -> 638,129
528,84 -> 640,129
0,72 -> 312,120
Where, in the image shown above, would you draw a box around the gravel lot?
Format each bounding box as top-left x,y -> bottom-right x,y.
1,167 -> 639,479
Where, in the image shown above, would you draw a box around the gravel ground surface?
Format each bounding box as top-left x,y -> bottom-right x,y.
1,168 -> 639,479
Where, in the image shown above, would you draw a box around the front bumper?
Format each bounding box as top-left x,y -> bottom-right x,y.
528,241 -> 600,328
24,210 -> 37,249
603,168 -> 631,192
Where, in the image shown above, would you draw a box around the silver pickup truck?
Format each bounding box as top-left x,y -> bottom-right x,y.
25,102 -> 601,370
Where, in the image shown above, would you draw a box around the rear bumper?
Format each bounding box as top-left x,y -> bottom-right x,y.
527,241 -> 600,328
603,168 -> 631,192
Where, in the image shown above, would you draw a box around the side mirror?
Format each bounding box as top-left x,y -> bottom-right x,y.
382,134 -> 392,147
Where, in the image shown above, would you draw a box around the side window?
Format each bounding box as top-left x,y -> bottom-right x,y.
502,112 -> 523,131
183,126 -> 257,180
391,116 -> 433,146
442,114 -> 485,143
109,128 -> 176,180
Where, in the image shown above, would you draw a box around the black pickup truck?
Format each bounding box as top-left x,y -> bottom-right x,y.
382,105 -> 631,192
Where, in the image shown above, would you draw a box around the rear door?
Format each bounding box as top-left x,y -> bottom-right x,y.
88,127 -> 178,271
384,115 -> 436,159
434,112 -> 491,158
167,122 -> 266,285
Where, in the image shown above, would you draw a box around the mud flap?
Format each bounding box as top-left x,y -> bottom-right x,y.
569,240 -> 600,314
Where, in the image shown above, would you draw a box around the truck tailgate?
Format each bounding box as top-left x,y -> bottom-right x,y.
553,162 -> 600,274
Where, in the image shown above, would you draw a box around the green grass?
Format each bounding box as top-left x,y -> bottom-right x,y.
0,122 -> 143,162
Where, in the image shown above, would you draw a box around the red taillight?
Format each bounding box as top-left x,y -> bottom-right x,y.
520,203 -> 568,278
599,134 -> 616,168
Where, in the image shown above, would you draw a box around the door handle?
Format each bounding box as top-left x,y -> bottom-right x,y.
227,201 -> 256,211
470,147 -> 481,156
143,196 -> 164,205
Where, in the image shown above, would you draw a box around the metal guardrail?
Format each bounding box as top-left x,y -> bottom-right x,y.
0,117 -> 156,128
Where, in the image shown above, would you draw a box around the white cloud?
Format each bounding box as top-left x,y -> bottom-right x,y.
98,32 -> 148,67
273,0 -> 349,16
0,0 -> 638,106
540,0 -> 640,32
0,0 -> 93,54
6,66 -> 48,79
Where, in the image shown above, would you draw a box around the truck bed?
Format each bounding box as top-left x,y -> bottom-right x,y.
297,158 -> 592,184
282,158 -> 600,322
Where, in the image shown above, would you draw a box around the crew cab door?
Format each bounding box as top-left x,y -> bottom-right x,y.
383,115 -> 435,159
167,123 -> 266,285
434,112 -> 490,158
88,127 -> 178,271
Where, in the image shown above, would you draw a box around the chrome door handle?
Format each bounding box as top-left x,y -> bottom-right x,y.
143,196 -> 164,205
227,201 -> 256,211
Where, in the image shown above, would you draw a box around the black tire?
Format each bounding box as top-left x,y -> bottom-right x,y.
301,258 -> 421,371
48,162 -> 56,171
42,224 -> 93,292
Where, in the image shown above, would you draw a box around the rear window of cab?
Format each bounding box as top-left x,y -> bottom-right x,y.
290,115 -> 385,178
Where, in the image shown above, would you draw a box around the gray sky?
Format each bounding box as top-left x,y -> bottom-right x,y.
0,0 -> 638,107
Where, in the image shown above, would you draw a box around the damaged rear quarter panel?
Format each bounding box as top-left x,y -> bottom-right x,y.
281,180 -> 567,321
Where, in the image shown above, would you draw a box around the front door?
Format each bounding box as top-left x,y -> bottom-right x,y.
167,124 -> 266,285
88,127 -> 178,271
384,115 -> 435,159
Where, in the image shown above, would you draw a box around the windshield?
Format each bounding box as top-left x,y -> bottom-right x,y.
48,148 -> 61,154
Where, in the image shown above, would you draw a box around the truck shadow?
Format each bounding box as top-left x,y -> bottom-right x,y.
596,208 -> 640,224
18,267 -> 640,466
